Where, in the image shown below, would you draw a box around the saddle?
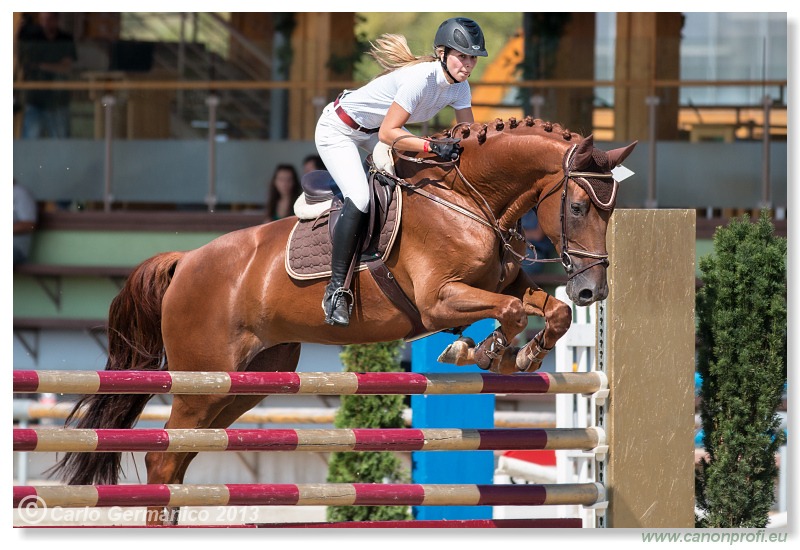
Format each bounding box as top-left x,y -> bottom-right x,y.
285,162 -> 426,338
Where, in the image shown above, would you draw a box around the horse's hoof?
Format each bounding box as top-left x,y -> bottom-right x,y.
437,337 -> 475,365
515,348 -> 542,372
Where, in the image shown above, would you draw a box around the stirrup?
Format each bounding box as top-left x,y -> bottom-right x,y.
323,286 -> 354,325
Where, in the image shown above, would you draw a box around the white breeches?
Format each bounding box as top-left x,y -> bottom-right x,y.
315,102 -> 396,213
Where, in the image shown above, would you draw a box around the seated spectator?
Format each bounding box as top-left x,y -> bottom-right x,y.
265,164 -> 302,222
302,154 -> 325,175
14,178 -> 38,266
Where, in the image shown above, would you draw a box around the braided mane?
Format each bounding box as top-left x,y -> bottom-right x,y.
435,116 -> 583,145
425,117 -> 585,231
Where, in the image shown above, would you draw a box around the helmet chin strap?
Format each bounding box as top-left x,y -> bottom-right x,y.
440,50 -> 459,84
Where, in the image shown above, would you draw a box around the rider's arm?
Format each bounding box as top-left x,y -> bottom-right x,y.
454,107 -> 474,124
379,102 -> 429,153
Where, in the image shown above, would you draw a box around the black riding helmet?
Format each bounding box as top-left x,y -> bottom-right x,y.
433,17 -> 488,57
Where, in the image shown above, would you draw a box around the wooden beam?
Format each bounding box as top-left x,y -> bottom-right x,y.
614,13 -> 682,141
603,209 -> 696,527
289,12 -> 355,140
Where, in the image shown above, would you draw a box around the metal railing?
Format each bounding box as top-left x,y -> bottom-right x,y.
13,78 -> 787,213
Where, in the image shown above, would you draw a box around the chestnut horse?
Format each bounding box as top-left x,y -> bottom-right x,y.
52,117 -> 636,519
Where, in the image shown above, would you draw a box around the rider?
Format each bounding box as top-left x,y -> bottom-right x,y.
315,16 -> 488,326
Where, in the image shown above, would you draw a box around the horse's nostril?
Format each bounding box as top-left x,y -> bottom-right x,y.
578,289 -> 594,303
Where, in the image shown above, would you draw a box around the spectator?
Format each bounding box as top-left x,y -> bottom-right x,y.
521,210 -> 555,275
301,154 -> 325,175
265,164 -> 302,222
14,14 -> 39,116
17,12 -> 77,138
14,178 -> 38,266
16,13 -> 40,40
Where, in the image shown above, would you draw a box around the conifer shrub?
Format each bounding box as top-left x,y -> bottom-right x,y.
695,211 -> 787,527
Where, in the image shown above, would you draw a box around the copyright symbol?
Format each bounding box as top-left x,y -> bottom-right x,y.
17,494 -> 47,525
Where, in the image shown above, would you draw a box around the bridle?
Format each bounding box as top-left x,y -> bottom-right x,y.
531,143 -> 616,279
388,137 -> 616,281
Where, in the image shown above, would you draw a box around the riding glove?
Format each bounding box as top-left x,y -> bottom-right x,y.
429,138 -> 463,161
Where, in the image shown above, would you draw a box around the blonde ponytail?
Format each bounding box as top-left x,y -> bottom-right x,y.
368,34 -> 441,75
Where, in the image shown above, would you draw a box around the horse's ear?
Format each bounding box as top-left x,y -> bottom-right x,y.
606,141 -> 638,168
577,134 -> 594,152
571,134 -> 595,167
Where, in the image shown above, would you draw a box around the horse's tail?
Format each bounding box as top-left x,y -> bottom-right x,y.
48,251 -> 184,486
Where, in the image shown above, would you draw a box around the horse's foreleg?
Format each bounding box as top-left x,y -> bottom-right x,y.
425,282 -> 527,372
453,285 -> 572,374
513,287 -> 572,372
439,330 -> 523,374
463,271 -> 572,374
437,336 -> 476,365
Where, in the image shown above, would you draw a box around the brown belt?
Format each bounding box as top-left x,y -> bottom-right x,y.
334,96 -> 379,134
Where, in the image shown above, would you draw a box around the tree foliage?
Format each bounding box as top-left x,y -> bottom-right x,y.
695,211 -> 787,528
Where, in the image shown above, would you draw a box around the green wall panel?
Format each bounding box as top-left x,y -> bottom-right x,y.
29,230 -> 224,266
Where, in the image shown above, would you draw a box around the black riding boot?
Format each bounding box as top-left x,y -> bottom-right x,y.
322,198 -> 368,326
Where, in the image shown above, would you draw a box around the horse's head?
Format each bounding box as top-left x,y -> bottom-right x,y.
393,119 -> 636,307
535,134 -> 637,306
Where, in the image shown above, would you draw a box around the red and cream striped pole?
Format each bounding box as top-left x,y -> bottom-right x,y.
13,370 -> 606,396
14,482 -> 605,508
14,427 -> 605,453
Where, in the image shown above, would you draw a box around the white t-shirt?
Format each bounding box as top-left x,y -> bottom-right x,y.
337,61 -> 472,130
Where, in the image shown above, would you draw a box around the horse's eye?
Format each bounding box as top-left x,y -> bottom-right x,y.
570,203 -> 584,216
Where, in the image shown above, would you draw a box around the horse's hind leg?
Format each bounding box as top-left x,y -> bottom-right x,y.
145,343 -> 301,525
145,344 -> 301,487
201,345 -> 301,444
144,394 -> 237,525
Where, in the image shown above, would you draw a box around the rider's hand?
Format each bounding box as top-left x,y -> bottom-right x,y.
428,138 -> 463,161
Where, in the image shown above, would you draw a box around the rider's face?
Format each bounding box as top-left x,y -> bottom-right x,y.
444,51 -> 478,82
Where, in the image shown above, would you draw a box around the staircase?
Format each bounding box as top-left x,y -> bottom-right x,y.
121,12 -> 275,139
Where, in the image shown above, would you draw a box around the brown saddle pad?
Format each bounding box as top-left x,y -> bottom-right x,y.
285,187 -> 402,280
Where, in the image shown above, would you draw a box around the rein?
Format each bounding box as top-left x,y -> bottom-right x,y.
388,137 -> 615,280
390,135 -> 526,266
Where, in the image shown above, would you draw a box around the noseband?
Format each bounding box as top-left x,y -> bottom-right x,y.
533,144 -> 616,280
